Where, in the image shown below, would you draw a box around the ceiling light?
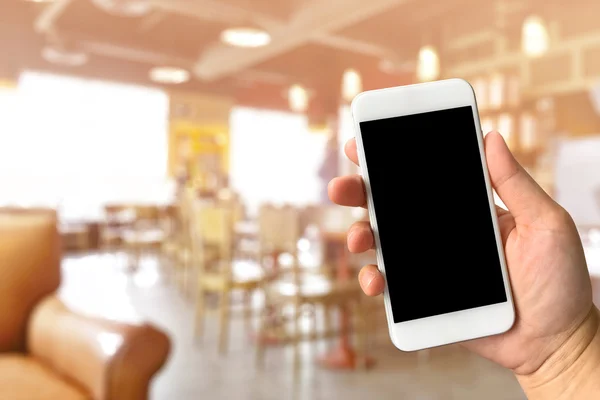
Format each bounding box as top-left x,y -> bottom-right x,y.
220,27 -> 271,48
288,84 -> 308,113
149,67 -> 190,84
522,15 -> 549,57
90,0 -> 151,17
416,45 -> 440,82
341,69 -> 362,102
42,45 -> 88,66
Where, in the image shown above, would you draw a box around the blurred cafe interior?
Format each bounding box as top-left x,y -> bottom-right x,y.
2,0 -> 600,399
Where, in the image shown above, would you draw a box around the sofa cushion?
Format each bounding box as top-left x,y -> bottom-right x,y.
0,210 -> 61,352
0,355 -> 88,400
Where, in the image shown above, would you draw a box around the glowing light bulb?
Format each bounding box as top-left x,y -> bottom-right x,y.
417,46 -> 440,82
288,84 -> 308,113
522,15 -> 549,57
341,69 -> 362,102
220,28 -> 271,48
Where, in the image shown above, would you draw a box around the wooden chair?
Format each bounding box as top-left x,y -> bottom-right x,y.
158,204 -> 179,258
191,202 -> 265,354
122,205 -> 167,271
255,205 -> 367,369
257,204 -> 300,277
99,204 -> 135,251
170,188 -> 197,295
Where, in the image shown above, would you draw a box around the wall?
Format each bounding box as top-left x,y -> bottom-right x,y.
555,136 -> 600,226
168,91 -> 233,187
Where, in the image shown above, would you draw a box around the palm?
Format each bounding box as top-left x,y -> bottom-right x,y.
465,209 -> 592,374
329,132 -> 595,377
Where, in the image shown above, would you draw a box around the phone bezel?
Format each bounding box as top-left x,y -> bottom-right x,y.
351,78 -> 515,352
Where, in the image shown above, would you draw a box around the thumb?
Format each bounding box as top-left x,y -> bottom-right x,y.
484,132 -> 555,226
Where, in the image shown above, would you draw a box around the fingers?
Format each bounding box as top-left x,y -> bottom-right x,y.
495,204 -> 509,217
344,138 -> 359,166
328,175 -> 366,208
358,265 -> 385,296
347,221 -> 374,253
495,205 -> 517,244
485,132 -> 556,226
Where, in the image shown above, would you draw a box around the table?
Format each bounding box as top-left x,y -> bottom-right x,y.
317,230 -> 374,370
123,228 -> 165,271
235,220 -> 259,238
60,222 -> 91,251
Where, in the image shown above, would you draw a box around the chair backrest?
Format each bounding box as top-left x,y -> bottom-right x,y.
299,205 -> 323,235
189,203 -> 234,277
319,205 -> 362,233
134,205 -> 160,222
216,188 -> 244,224
0,208 -> 60,353
258,204 -> 300,256
176,188 -> 197,249
159,204 -> 178,236
104,204 -> 135,227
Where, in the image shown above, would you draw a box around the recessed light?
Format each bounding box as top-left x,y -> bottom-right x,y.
42,45 -> 88,66
149,67 -> 190,84
220,27 -> 271,48
90,0 -> 151,17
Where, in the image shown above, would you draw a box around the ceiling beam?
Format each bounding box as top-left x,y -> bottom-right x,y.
315,35 -> 389,58
149,0 -> 276,29
34,0 -> 75,34
35,0 -> 403,82
138,11 -> 166,33
80,40 -> 194,68
151,0 -> 393,57
151,0 -> 401,79
75,36 -> 296,86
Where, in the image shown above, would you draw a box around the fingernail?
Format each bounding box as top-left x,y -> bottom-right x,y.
347,231 -> 355,250
327,179 -> 335,191
361,269 -> 377,289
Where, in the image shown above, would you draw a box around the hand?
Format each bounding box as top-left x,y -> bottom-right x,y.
329,132 -> 599,396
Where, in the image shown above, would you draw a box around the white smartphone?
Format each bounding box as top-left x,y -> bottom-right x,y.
351,78 -> 515,351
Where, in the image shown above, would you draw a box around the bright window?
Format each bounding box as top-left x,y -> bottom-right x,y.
0,71 -> 172,221
229,107 -> 327,215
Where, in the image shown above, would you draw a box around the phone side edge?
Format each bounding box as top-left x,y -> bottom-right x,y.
351,94 -> 404,351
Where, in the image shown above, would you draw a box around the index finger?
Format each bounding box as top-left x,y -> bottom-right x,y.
344,138 -> 359,166
358,264 -> 385,296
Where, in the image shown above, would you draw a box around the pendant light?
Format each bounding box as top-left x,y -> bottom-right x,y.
522,15 -> 549,57
90,0 -> 151,17
42,44 -> 88,67
288,84 -> 308,113
341,69 -> 362,102
416,46 -> 440,82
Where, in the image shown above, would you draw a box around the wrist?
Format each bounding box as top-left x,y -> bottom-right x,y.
516,306 -> 600,399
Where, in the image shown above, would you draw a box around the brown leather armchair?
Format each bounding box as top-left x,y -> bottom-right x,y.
0,209 -> 170,399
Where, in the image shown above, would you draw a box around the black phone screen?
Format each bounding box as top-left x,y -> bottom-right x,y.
359,105 -> 507,324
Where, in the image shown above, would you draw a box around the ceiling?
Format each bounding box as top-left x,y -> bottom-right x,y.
0,0 -> 586,114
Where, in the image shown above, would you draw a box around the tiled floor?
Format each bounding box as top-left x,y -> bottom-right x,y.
59,252 -> 526,400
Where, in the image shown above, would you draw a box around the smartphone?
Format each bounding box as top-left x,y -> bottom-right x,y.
351,78 -> 515,351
